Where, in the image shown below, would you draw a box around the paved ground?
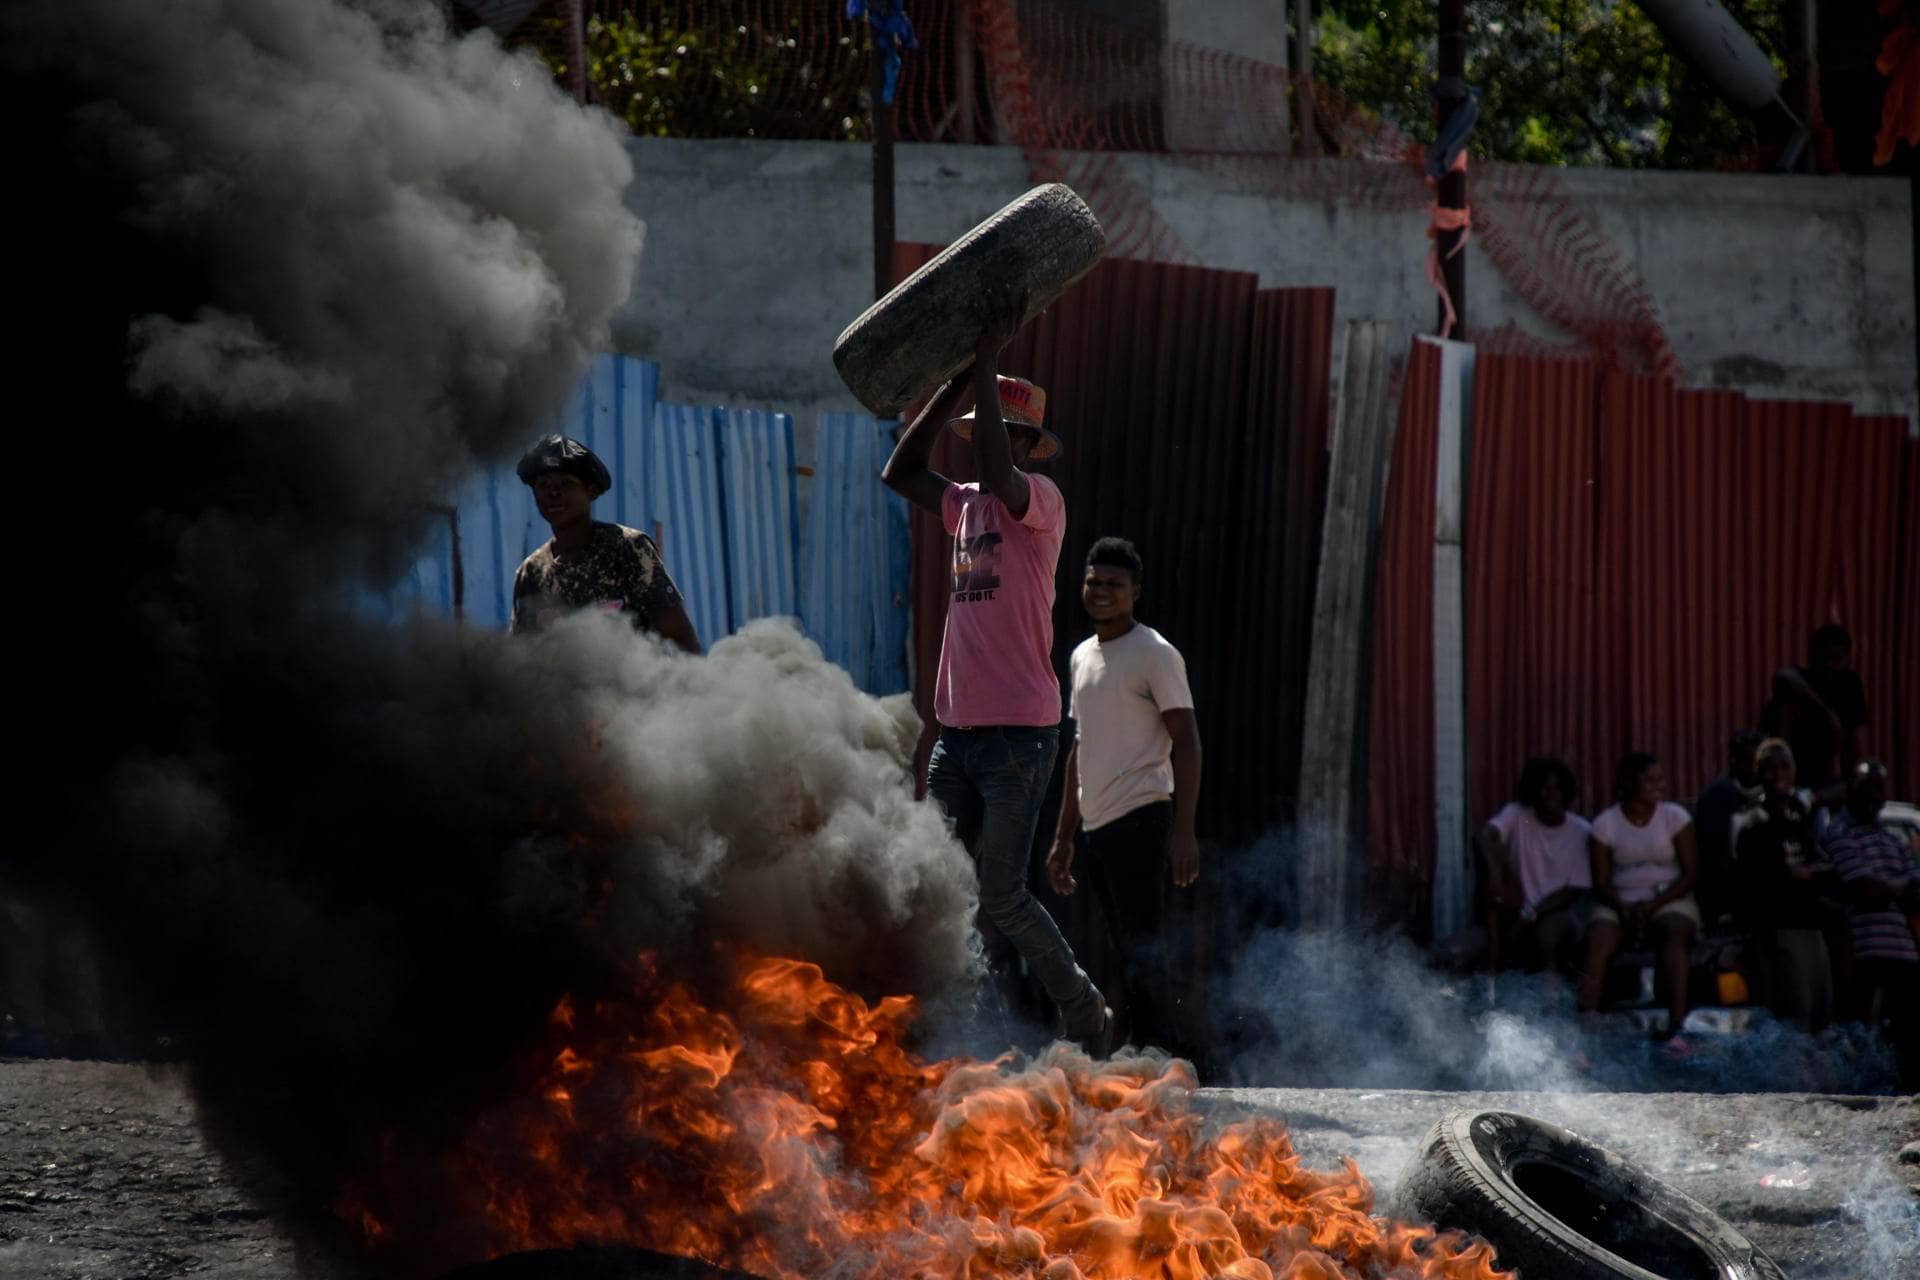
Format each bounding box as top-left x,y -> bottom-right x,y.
0,1061 -> 297,1280
1,1059 -> 1913,1279
1204,1086 -> 1919,1280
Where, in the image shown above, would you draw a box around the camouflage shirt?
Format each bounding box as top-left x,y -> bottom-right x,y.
510,521 -> 684,635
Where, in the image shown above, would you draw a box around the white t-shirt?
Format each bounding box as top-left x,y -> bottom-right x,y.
1591,801 -> 1693,904
1068,624 -> 1194,831
1486,802 -> 1593,911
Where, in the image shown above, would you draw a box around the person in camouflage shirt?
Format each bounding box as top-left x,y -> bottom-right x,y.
509,434 -> 701,652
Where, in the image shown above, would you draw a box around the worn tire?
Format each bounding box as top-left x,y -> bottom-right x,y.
1390,1110 -> 1787,1280
832,183 -> 1106,416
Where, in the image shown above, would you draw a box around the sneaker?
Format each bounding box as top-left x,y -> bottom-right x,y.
1657,1033 -> 1694,1060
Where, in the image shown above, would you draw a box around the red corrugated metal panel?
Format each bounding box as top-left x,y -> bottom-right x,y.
899,229 -> 964,789
1842,417 -> 1912,796
899,243 -> 1335,839
1463,352 -> 1602,822
1358,338 -> 1919,921
1597,374 -> 1757,805
1224,288 -> 1335,833
1364,339 -> 1444,935
1597,379 -> 1909,803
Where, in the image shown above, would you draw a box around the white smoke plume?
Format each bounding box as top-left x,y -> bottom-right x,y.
1216,925 -> 1900,1095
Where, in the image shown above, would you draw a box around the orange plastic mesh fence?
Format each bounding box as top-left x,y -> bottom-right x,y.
523,0 -> 1678,373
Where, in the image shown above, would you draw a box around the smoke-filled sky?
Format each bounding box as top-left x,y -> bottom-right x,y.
5,0 -> 980,1264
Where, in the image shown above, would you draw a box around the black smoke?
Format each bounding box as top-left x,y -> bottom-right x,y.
5,1 -> 979,1272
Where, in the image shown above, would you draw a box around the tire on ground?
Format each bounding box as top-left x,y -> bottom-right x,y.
1390,1110 -> 1787,1280
832,183 -> 1105,416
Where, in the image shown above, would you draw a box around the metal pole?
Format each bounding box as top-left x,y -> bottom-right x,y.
1435,0 -> 1467,337
1275,0 -> 1291,156
1782,0 -> 1817,172
565,0 -> 587,105
871,28 -> 896,300
955,0 -> 977,145
1294,0 -> 1317,155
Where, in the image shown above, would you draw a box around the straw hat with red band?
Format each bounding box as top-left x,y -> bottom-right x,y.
950,375 -> 1060,461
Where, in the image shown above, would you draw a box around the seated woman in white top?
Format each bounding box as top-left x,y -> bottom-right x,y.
1578,751 -> 1701,1046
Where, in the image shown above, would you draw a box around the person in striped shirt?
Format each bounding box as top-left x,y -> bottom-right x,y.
1820,761 -> 1918,1087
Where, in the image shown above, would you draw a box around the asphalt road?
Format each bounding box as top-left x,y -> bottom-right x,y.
2,1060 -> 1913,1280
1204,1086 -> 1920,1280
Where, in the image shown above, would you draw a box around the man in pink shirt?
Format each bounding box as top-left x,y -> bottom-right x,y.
881,309 -> 1111,1054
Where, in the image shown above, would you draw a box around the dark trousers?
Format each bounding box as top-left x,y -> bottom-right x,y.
927,725 -> 1104,1034
1748,926 -> 1835,1032
1852,957 -> 1920,1089
1524,902 -> 1586,974
1083,800 -> 1175,1052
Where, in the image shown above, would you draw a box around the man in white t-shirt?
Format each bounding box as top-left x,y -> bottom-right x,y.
1046,537 -> 1202,1053
1474,756 -> 1593,974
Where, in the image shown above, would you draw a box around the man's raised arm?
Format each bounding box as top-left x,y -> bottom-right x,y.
880,371 -> 973,516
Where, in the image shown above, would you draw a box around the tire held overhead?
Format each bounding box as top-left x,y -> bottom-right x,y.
832,183 -> 1106,416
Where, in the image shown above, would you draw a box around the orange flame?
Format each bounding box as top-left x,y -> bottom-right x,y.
350,955 -> 1504,1279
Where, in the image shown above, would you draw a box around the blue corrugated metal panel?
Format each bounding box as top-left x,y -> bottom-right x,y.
355,513 -> 457,621
568,354 -> 657,533
719,409 -> 799,626
801,413 -> 910,694
541,354 -> 656,535
409,512 -> 457,614
462,466 -> 517,629
615,361 -> 658,532
365,358 -> 910,685
466,355 -> 659,631
651,402 -> 731,649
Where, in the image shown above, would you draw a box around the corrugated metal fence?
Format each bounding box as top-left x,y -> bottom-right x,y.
376,355 -> 910,695
1365,339 -> 1445,936
1368,342 -> 1919,939
804,414 -> 912,694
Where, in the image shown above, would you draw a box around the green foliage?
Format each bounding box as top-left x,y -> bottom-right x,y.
516,4 -> 871,141
1314,0 -> 1786,168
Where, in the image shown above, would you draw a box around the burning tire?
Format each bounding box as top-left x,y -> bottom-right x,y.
1391,1110 -> 1786,1280
831,182 -> 1105,416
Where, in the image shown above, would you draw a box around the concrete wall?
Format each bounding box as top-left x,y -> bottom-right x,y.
613,137 -> 1916,457
1162,0 -> 1291,154
1166,0 -> 1287,63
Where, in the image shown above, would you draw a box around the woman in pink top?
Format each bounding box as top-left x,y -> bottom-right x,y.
1475,756 -> 1593,975
1579,751 -> 1701,1046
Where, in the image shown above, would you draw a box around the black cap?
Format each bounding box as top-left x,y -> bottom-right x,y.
515,434 -> 611,497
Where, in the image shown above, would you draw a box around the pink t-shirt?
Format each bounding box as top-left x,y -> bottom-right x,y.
1487,802 -> 1593,911
1591,801 -> 1693,904
935,474 -> 1066,727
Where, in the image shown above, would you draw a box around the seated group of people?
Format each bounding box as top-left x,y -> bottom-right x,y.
1475,741 -> 1917,1079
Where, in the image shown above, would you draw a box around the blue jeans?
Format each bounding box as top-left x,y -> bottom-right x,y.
926,725 -> 1105,1034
